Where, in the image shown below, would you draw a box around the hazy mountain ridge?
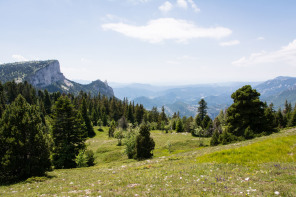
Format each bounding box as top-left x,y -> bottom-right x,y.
113,77 -> 296,118
0,60 -> 114,97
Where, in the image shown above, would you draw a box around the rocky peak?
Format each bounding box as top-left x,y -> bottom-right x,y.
29,60 -> 65,87
0,60 -> 114,97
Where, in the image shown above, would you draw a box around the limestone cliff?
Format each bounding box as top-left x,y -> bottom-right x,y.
29,60 -> 65,87
0,60 -> 114,97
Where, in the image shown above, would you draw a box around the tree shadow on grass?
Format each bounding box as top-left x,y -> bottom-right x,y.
0,173 -> 57,186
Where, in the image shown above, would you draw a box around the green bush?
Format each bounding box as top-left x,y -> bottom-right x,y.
75,149 -> 95,167
124,131 -> 137,159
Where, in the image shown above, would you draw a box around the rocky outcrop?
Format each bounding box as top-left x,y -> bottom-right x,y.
0,60 -> 114,97
28,60 -> 65,87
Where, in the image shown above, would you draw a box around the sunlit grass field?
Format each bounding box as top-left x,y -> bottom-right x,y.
0,127 -> 295,196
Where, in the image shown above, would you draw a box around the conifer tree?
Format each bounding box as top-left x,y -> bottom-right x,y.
226,85 -> 268,137
51,96 -> 87,169
0,95 -> 51,183
135,124 -> 155,159
176,118 -> 184,132
198,99 -> 207,121
81,98 -> 95,137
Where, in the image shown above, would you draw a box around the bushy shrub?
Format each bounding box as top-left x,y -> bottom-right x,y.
210,129 -> 220,146
75,149 -> 95,168
125,131 -> 137,159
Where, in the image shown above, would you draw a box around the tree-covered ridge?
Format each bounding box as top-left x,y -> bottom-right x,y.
0,60 -> 56,83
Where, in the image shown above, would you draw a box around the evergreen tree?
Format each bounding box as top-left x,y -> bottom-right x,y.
135,124 -> 155,159
198,99 -> 207,121
0,82 -> 5,117
135,104 -> 145,124
176,118 -> 184,132
288,107 -> 296,127
44,89 -> 51,115
0,95 -> 51,183
226,85 -> 268,137
276,108 -> 284,128
128,103 -> 134,124
210,129 -> 220,146
81,98 -> 95,137
51,96 -> 87,169
159,106 -> 168,123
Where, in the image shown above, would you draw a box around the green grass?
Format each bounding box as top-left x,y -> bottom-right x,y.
197,134 -> 296,165
0,127 -> 296,196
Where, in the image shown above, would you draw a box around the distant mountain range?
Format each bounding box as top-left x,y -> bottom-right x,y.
112,77 -> 296,119
0,60 -> 114,97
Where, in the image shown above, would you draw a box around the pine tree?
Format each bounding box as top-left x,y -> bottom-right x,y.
198,99 -> 207,121
226,85 -> 274,137
81,98 -> 95,137
0,81 -> 5,117
44,89 -> 51,115
176,118 -> 184,132
135,124 -> 155,160
51,96 -> 87,169
0,95 -> 51,183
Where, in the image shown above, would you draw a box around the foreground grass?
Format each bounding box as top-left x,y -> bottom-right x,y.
0,128 -> 295,196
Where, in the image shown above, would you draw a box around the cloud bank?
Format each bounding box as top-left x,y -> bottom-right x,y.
12,54 -> 28,62
232,39 -> 296,66
102,18 -> 232,43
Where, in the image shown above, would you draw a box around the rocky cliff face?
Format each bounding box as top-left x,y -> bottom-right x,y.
29,60 -> 65,87
0,60 -> 114,97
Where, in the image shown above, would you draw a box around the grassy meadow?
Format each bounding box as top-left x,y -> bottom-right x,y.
0,127 -> 295,196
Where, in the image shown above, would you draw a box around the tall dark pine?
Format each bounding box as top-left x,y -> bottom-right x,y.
135,124 -> 155,160
44,89 -> 51,115
0,82 -> 5,117
226,85 -> 267,137
51,96 -> 87,169
198,99 -> 207,121
81,98 -> 95,137
0,95 -> 51,183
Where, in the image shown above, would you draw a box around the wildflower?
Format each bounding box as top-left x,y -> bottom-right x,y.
274,191 -> 280,195
245,177 -> 250,181
180,177 -> 182,179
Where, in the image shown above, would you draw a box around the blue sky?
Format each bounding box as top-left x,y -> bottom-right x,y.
1,0 -> 296,85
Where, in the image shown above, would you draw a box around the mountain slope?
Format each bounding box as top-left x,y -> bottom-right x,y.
0,60 -> 114,97
255,76 -> 296,108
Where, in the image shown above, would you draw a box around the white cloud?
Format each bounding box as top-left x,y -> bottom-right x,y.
102,18 -> 232,43
232,39 -> 296,66
257,36 -> 265,41
187,0 -> 200,12
12,54 -> 27,62
177,0 -> 188,9
219,40 -> 240,46
159,1 -> 173,13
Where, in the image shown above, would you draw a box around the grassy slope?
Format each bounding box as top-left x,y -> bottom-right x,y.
0,127 -> 295,196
